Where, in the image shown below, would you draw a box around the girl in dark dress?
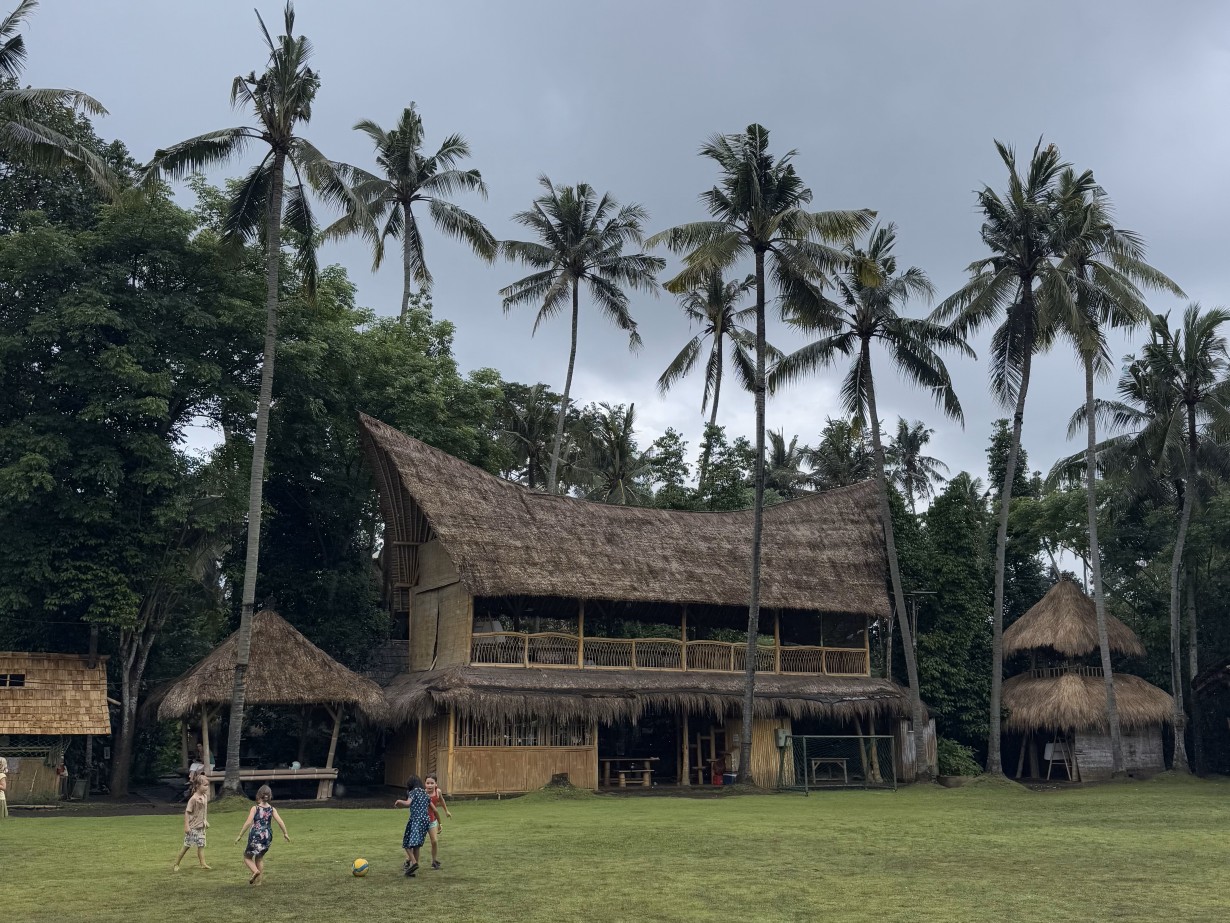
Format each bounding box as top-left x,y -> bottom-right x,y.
394,776 -> 431,877
236,784 -> 290,885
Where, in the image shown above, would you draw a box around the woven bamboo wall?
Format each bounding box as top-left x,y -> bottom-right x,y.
0,653 -> 111,735
418,539 -> 459,589
0,748 -> 62,804
435,585 -> 472,666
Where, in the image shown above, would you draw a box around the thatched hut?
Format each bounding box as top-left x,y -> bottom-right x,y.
157,610 -> 386,797
0,652 -> 111,802
1002,579 -> 1171,780
361,414 -> 927,794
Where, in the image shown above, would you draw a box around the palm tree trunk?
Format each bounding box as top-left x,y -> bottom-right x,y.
863,342 -> 928,782
698,344 -> 723,488
1186,568 -> 1203,774
1167,404 -> 1196,774
223,150 -> 286,794
987,317 -> 1035,776
1083,353 -> 1124,775
400,202 -> 413,323
737,249 -> 767,785
546,279 -> 579,494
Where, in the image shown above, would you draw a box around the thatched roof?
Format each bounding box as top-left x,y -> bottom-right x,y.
1192,655 -> 1230,699
384,665 -> 912,726
1002,579 -> 1146,658
0,652 -> 111,736
156,611 -> 386,721
1002,671 -> 1172,733
359,414 -> 889,616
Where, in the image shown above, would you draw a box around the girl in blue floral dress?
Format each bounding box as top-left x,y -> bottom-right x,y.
394,776 -> 430,877
235,785 -> 290,885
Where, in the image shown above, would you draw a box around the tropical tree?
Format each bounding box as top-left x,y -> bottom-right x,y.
501,177 -> 663,493
1052,169 -> 1182,775
933,139 -> 1076,775
803,417 -> 874,489
886,418 -> 949,512
657,270 -> 757,483
765,430 -> 810,499
0,0 -> 113,190
772,222 -> 970,780
326,104 -> 496,321
578,403 -> 655,505
144,2 -> 341,793
497,382 -> 560,489
649,124 -> 873,782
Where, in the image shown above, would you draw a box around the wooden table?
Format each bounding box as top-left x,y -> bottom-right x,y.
600,757 -> 659,788
202,767 -> 339,800
809,757 -> 848,784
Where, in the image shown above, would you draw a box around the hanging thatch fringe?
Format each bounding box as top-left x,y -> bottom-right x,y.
384,666 -> 914,727
156,611 -> 387,722
1002,672 -> 1172,733
1003,578 -> 1145,658
359,414 -> 890,616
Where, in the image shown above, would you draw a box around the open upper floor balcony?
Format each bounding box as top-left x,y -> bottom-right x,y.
469,631 -> 869,676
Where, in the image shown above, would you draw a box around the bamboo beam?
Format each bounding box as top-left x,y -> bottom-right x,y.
324,705 -> 342,771
578,599 -> 585,668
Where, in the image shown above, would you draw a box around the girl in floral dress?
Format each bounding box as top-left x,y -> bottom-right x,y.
394,776 -> 430,877
235,784 -> 290,885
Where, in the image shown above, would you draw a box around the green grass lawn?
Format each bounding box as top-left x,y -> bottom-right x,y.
3,778 -> 1226,923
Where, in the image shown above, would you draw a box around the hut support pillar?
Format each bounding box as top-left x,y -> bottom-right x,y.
324,706 -> 342,770
680,605 -> 688,670
578,599 -> 585,668
773,611 -> 781,673
681,711 -> 690,786
201,705 -> 212,768
1028,737 -> 1040,778
1015,733 -> 1028,779
180,721 -> 189,771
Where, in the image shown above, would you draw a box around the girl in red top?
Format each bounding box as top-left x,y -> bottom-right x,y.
424,774 -> 452,870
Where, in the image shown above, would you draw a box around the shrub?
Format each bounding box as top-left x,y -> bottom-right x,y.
937,737 -> 982,777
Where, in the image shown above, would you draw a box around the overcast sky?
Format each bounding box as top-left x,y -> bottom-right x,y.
30,0 -> 1230,487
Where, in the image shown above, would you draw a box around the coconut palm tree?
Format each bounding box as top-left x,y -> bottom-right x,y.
326,104 -> 496,321
1052,169 -> 1183,775
144,2 -> 343,794
657,270 -> 757,483
501,178 -> 663,494
772,222 -> 970,780
649,124 -> 873,782
499,383 -> 558,489
933,139 -> 1076,775
579,403 -> 655,505
0,0 -> 112,190
803,417 -> 874,489
765,430 -> 809,499
885,418 -> 949,512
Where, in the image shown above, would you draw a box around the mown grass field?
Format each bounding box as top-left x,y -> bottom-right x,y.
2,778 -> 1226,923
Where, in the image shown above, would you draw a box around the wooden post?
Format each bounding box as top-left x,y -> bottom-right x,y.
864,616 -> 871,675
681,605 -> 688,671
729,644 -> 735,672
631,638 -> 637,670
523,633 -> 529,667
1015,732 -> 1028,779
201,705 -> 212,768
324,705 -> 342,770
446,708 -> 456,790
577,599 -> 586,668
415,718 -> 425,780
774,610 -> 781,674
681,712 -> 690,786
180,721 -> 189,771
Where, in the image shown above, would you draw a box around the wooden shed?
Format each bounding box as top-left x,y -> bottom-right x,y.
361,414 -> 930,794
0,652 -> 111,803
1002,580 -> 1171,781
155,611 -> 387,798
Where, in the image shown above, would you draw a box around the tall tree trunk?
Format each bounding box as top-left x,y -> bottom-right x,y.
399,202 -> 414,323
546,279 -> 579,494
863,342 -> 928,781
1186,569 -> 1203,774
737,249 -> 767,784
224,150 -> 287,794
698,342 -> 723,488
1166,404 -> 1196,774
987,314 -> 1035,776
1083,353 -> 1124,775
109,615 -> 157,796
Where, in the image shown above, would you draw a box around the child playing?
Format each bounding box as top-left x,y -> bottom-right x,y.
235,784 -> 290,885
394,775 -> 430,877
173,775 -> 211,871
424,774 -> 452,870
0,756 -> 9,819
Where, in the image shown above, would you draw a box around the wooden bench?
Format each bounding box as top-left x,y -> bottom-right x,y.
599,758 -> 659,788
202,767 -> 339,800
810,757 -> 848,784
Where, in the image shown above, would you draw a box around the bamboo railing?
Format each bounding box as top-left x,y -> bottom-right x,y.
1028,665 -> 1104,679
470,632 -> 869,676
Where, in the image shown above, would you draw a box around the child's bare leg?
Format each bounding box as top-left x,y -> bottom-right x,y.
174,846 -> 190,870
196,846 -> 211,869
429,827 -> 439,862
243,854 -> 259,876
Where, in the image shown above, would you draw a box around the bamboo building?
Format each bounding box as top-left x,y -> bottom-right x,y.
360,414 -> 920,794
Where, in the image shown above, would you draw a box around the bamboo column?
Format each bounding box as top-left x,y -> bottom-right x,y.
180,721 -> 189,771
577,599 -> 586,668
324,706 -> 343,770
680,605 -> 688,671
681,712 -> 691,786
774,610 -> 781,673
201,705 -> 212,768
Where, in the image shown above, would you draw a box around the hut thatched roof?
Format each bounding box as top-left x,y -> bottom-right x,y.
0,652 -> 111,736
156,611 -> 386,721
384,665 -> 912,726
359,414 -> 889,616
1002,671 -> 1172,733
1002,579 -> 1146,658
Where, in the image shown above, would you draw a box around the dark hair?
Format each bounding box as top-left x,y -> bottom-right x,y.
425,773 -> 437,784
406,775 -> 423,791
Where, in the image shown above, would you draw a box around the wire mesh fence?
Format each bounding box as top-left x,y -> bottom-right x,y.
776,734 -> 897,792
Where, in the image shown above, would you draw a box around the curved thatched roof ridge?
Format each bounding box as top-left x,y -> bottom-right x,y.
384,666 -> 912,726
157,611 -> 386,721
359,414 -> 889,616
1002,672 -> 1172,733
1002,579 -> 1146,658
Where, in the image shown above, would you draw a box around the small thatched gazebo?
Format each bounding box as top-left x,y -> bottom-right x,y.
1002,579 -> 1171,781
157,611 -> 386,798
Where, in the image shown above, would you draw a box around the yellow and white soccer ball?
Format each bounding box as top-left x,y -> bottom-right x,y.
352,858 -> 370,877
